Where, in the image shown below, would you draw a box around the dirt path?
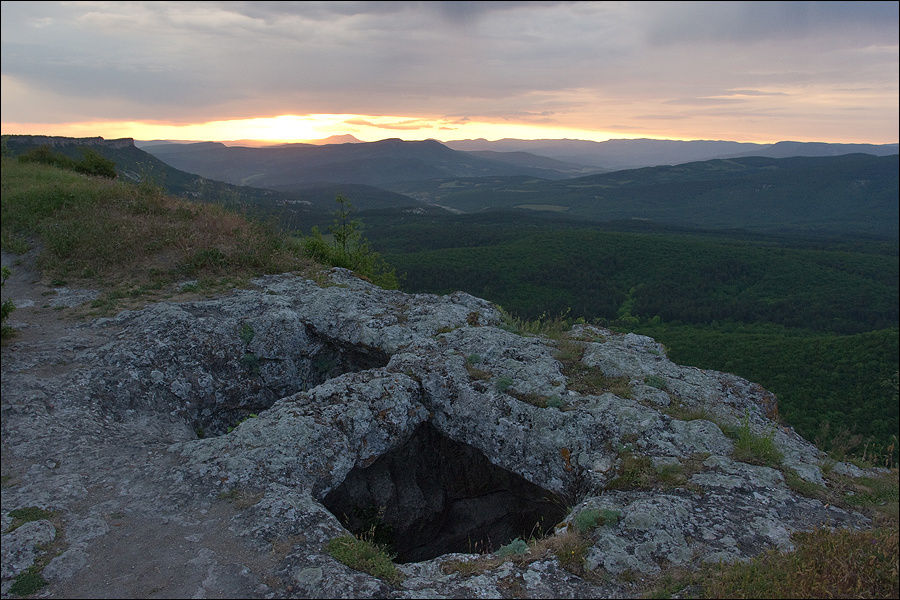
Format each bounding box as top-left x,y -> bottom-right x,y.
1,249 -> 278,598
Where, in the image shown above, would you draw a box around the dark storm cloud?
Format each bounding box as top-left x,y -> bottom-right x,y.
641,1 -> 898,46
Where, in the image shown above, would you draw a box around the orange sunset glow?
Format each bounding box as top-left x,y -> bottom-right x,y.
1,113 -> 679,145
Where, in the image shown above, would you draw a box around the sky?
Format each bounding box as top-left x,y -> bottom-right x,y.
1,1 -> 898,144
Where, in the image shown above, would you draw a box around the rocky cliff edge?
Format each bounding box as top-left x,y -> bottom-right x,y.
0,267 -> 875,598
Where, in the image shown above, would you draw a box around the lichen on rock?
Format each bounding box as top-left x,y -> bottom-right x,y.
1,267 -> 877,597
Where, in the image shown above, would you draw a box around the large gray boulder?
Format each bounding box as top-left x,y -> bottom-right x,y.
0,268 -> 874,598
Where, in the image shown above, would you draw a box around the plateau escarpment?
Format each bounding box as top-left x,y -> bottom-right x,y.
0,268 -> 878,598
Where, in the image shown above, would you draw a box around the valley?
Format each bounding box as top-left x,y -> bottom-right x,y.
4,133 -> 898,463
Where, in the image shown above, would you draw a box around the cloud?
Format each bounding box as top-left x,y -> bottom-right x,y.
641,1 -> 899,46
723,89 -> 791,97
1,1 -> 896,142
664,97 -> 749,106
344,118 -> 436,130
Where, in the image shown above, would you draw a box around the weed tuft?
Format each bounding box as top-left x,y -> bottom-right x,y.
327,534 -> 405,586
573,507 -> 620,533
723,414 -> 783,467
9,567 -> 48,596
644,374 -> 668,391
498,307 -> 574,340
495,376 -> 514,393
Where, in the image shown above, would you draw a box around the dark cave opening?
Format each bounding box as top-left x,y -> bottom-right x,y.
322,423 -> 568,563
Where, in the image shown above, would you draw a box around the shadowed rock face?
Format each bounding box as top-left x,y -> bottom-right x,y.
195,326 -> 391,436
323,423 -> 567,563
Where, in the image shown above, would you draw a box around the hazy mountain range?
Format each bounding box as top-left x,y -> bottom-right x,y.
4,134 -> 898,237
443,138 -> 900,170
138,136 -> 899,190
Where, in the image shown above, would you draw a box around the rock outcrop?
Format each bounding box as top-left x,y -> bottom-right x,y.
0,268 -> 873,598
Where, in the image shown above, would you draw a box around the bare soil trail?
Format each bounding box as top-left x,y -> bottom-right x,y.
1,248 -> 276,598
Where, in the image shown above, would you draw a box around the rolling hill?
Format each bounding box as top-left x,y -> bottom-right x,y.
140,138 -> 590,189
386,154 -> 900,238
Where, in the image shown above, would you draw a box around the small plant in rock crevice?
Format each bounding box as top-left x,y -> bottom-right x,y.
495,376 -> 514,393
573,507 -> 621,533
327,532 -> 405,586
227,413 -> 258,433
644,374 -> 668,391
240,352 -> 260,377
239,322 -> 255,345
722,413 -> 783,468
9,566 -> 48,596
496,537 -> 529,557
6,506 -> 55,533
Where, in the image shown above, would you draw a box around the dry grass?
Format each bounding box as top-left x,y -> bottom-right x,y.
696,527 -> 899,599
441,529 -> 593,579
2,157 -> 326,314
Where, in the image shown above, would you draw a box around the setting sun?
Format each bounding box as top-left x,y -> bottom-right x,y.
0,113 -> 655,145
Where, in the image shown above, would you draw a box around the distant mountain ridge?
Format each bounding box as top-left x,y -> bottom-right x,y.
141,137 -> 587,189
444,137 -> 899,170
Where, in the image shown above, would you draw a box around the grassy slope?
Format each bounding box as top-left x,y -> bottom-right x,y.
1,156 -> 323,312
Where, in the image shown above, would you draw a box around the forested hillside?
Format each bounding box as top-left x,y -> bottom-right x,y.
388,154 -> 899,238
361,212 -> 899,462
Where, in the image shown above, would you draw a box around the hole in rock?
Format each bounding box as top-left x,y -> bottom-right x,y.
322,423 -> 567,563
194,327 -> 390,437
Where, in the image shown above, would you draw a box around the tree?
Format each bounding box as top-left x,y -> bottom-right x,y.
302,196 -> 399,289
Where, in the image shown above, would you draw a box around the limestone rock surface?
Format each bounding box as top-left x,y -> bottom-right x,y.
1,267 -> 875,598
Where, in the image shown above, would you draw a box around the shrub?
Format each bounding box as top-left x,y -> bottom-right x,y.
18,145 -> 76,170
72,149 -> 116,178
18,145 -> 116,178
